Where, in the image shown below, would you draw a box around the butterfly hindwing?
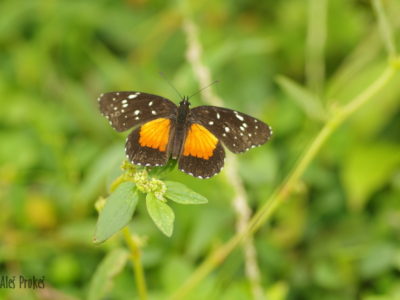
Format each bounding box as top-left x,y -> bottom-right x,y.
125,118 -> 173,167
98,91 -> 177,132
190,106 -> 272,153
179,140 -> 225,179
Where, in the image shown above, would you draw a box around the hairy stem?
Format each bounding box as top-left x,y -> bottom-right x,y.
225,154 -> 264,300
183,17 -> 263,299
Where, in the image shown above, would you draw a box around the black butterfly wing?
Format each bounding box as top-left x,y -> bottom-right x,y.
190,106 -> 272,153
125,125 -> 171,167
98,91 -> 177,132
178,140 -> 225,179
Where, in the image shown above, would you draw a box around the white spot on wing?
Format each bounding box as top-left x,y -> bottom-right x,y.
209,121 -> 214,125
216,113 -> 220,119
122,99 -> 128,104
236,114 -> 244,121
134,110 -> 140,115
224,127 -> 230,133
240,126 -> 245,131
243,123 -> 248,128
122,103 -> 128,108
128,94 -> 138,99
151,110 -> 157,115
149,101 -> 153,106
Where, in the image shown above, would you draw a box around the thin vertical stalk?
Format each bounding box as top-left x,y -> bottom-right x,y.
225,154 -> 264,300
372,0 -> 397,58
123,227 -> 148,300
183,18 -> 263,299
109,177 -> 148,300
305,0 -> 328,96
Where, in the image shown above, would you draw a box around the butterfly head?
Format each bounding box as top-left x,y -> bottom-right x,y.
179,96 -> 191,107
177,96 -> 191,123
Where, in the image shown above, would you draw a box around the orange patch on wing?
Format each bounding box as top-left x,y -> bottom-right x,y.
183,124 -> 218,159
139,118 -> 170,152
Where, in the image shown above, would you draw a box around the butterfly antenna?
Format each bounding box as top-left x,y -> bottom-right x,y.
188,80 -> 219,99
159,72 -> 183,99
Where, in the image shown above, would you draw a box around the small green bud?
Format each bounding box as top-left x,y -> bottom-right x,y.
95,197 -> 106,213
121,160 -> 137,176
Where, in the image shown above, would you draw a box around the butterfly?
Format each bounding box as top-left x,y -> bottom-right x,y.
98,91 -> 272,179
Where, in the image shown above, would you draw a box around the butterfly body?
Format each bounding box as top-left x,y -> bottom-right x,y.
170,97 -> 191,159
98,91 -> 272,179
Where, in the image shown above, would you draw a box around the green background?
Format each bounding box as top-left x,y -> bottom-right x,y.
1,0 -> 400,299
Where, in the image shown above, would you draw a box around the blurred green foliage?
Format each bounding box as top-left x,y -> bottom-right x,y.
1,0 -> 399,299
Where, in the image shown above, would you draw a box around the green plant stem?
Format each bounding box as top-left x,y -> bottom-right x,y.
123,227 -> 148,300
110,174 -> 126,193
109,175 -> 148,300
169,63 -> 398,300
372,0 -> 397,58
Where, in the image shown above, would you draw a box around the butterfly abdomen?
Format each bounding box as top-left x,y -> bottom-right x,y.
170,99 -> 190,159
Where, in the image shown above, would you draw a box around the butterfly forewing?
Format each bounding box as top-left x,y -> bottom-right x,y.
190,106 -> 272,153
98,91 -> 177,132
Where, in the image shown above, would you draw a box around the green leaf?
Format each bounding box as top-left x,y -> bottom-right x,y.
87,248 -> 129,300
341,143 -> 400,211
164,181 -> 208,205
94,181 -> 138,243
146,193 -> 174,237
276,75 -> 326,121
360,243 -> 397,279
